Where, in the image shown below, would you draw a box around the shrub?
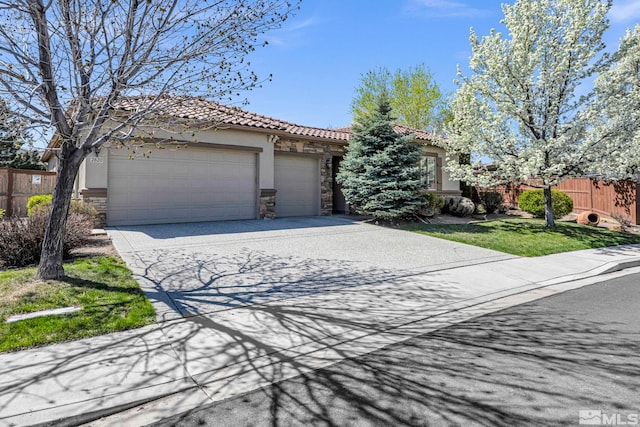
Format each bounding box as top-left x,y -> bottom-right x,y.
0,217 -> 41,268
519,189 -> 574,219
0,210 -> 93,269
423,192 -> 445,210
0,208 -> 5,220
478,191 -> 504,214
27,194 -> 53,216
29,198 -> 98,224
611,212 -> 632,231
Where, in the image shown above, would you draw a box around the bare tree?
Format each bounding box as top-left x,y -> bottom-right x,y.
0,0 -> 298,279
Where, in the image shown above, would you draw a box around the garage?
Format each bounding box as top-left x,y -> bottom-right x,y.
274,154 -> 320,217
107,145 -> 258,226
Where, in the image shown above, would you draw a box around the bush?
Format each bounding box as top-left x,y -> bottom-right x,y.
0,210 -> 93,269
27,194 -> 53,216
519,189 -> 574,219
0,208 -> 5,220
29,198 -> 98,224
423,192 -> 445,210
69,200 -> 98,220
0,217 -> 41,268
478,191 -> 504,214
611,212 -> 632,231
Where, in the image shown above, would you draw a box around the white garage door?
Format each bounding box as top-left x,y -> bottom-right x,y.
274,155 -> 320,217
107,146 -> 258,226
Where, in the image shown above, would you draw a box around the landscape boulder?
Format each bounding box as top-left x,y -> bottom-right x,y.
444,196 -> 475,217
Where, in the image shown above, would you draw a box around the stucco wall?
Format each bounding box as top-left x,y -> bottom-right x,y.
422,145 -> 460,192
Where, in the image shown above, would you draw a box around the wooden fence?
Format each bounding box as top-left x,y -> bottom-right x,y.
0,168 -> 57,217
486,178 -> 640,225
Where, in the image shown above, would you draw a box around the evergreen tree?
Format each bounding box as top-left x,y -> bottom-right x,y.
11,150 -> 45,170
337,94 -> 423,219
0,100 -> 21,167
0,99 -> 43,170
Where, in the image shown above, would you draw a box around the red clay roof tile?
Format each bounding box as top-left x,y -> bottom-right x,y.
43,96 -> 438,160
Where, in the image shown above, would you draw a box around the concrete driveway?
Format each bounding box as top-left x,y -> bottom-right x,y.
107,216 -> 513,321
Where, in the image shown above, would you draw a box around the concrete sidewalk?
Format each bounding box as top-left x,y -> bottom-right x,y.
1,244 -> 640,426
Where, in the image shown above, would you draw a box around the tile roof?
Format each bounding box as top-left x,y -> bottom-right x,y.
112,96 -> 437,142
112,95 -> 352,141
335,124 -> 437,143
43,96 -> 438,160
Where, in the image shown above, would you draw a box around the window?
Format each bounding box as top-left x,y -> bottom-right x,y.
420,155 -> 437,190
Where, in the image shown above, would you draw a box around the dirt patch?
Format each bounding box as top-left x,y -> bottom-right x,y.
70,233 -> 119,259
562,212 -> 640,235
0,280 -> 42,306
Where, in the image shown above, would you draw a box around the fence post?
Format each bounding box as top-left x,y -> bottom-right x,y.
6,168 -> 14,217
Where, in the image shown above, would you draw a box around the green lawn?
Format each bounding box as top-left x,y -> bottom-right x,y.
0,257 -> 155,352
404,218 -> 640,257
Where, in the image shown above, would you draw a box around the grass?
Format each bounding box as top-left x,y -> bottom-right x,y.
404,218 -> 640,257
0,256 -> 155,353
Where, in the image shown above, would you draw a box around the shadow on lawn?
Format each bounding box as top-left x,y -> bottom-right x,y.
60,276 -> 148,297
410,219 -> 640,244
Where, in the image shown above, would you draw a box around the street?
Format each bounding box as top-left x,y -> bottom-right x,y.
154,272 -> 640,427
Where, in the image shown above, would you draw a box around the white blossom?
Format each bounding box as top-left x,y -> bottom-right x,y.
442,0 -> 640,225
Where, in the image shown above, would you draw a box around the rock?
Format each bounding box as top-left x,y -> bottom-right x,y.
444,196 -> 475,217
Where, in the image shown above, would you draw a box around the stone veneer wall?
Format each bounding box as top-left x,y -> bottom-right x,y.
259,189 -> 277,219
80,188 -> 107,227
274,139 -> 346,215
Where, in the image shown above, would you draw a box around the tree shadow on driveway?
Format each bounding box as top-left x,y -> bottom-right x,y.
158,290 -> 640,427
0,250 -> 463,425
131,247 -> 461,319
3,246 -> 636,426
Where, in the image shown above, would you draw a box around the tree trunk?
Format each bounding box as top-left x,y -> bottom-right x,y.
35,146 -> 85,280
543,186 -> 555,228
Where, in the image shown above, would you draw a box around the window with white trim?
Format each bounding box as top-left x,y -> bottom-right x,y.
420,154 -> 437,190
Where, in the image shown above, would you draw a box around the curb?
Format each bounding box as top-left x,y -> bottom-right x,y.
8,257 -> 640,427
32,393 -> 181,427
76,258 -> 640,427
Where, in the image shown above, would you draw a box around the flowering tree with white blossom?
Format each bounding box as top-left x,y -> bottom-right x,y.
442,0 -> 640,227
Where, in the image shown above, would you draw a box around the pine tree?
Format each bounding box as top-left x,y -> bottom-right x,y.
337,94 -> 423,219
0,99 -> 43,170
0,100 -> 21,168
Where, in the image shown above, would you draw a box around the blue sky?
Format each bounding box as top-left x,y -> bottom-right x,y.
238,0 -> 640,130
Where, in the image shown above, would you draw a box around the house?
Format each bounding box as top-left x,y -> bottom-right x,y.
42,96 -> 460,226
